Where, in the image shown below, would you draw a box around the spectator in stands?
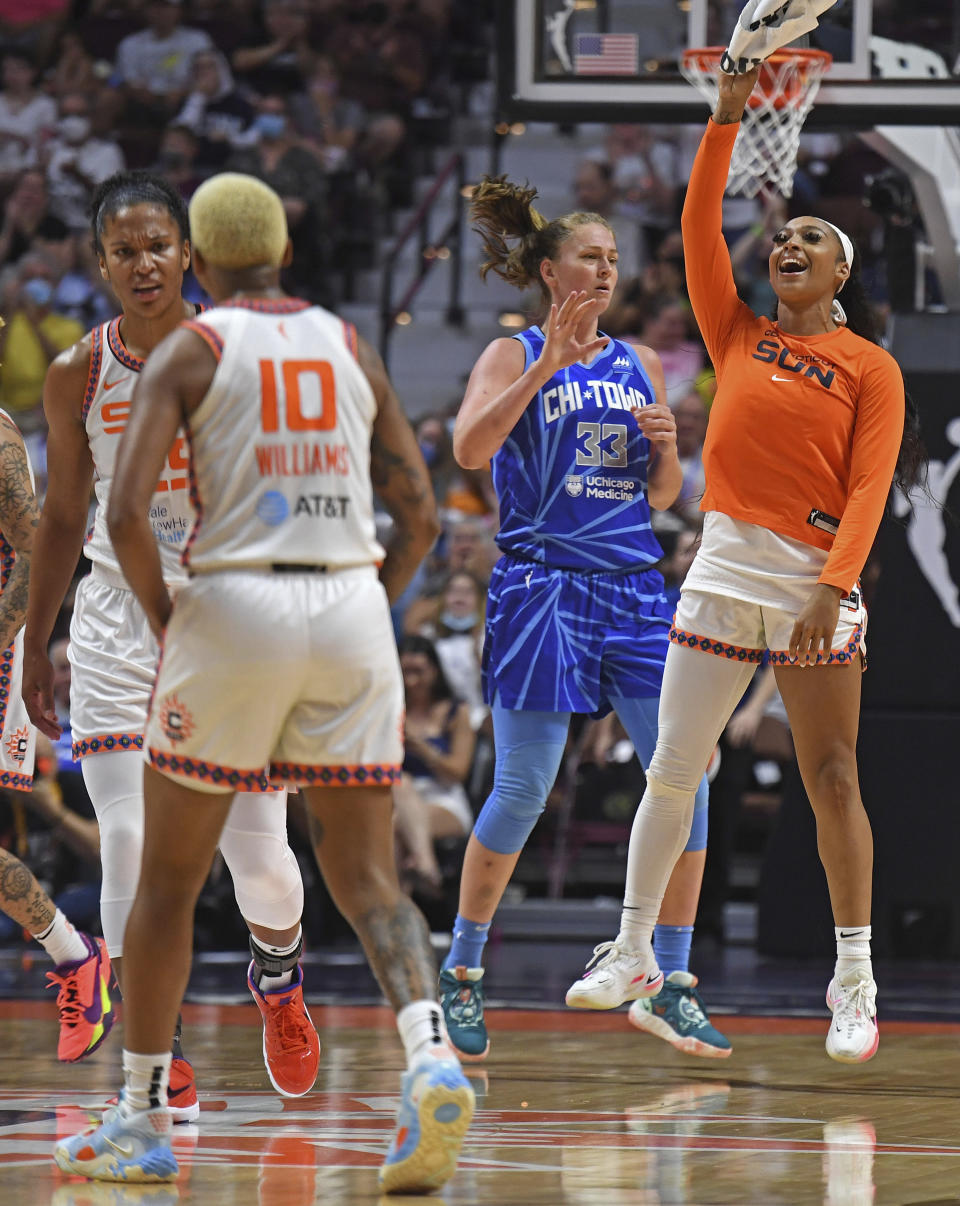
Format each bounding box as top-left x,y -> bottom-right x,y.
572,158 -> 642,279
0,167 -> 69,266
231,0 -> 319,96
112,0 -> 214,128
637,294 -> 705,408
660,527 -> 700,611
408,569 -> 487,732
594,124 -> 681,261
670,388 -> 709,532
152,123 -> 203,199
394,634 -> 475,898
0,254 -> 83,430
416,413 -> 495,522
290,53 -> 366,173
0,51 -> 57,189
641,227 -> 687,303
44,28 -> 100,100
0,1 -> 70,68
174,49 -> 255,171
227,94 -> 331,302
43,91 -> 125,231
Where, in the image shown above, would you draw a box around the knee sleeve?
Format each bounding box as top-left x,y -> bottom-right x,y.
218,791 -> 304,930
472,704 -> 569,856
81,750 -> 146,957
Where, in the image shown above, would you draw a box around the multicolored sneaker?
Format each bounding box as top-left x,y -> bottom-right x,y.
167,1058 -> 200,1123
438,966 -> 489,1062
53,1096 -> 178,1182
627,971 -> 732,1058
46,934 -> 116,1063
826,973 -> 878,1063
247,962 -> 320,1097
565,940 -> 663,1009
378,1049 -> 475,1194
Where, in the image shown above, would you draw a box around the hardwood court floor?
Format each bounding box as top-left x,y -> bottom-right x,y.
1,1001 -> 959,1206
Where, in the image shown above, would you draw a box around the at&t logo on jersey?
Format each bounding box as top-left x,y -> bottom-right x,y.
257,490 -> 290,526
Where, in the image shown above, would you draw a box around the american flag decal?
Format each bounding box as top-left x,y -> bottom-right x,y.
573,33 -> 639,76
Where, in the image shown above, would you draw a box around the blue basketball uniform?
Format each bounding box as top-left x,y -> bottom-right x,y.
483,326 -> 673,715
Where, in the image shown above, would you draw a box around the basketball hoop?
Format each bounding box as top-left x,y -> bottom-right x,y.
680,48 -> 832,199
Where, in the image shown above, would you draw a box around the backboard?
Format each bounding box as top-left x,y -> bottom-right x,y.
498,0 -> 960,129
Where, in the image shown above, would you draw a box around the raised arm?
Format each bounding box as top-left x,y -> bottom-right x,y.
358,335 -> 441,604
108,327 -> 217,637
681,67 -> 759,363
22,345 -> 95,739
453,291 -> 609,469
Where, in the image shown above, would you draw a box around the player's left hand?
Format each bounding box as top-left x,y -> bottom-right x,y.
631,401 -> 677,454
788,583 -> 842,665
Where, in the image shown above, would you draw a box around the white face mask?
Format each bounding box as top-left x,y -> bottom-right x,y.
59,115 -> 91,144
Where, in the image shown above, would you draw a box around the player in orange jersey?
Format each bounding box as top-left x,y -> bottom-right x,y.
585,66 -> 926,1065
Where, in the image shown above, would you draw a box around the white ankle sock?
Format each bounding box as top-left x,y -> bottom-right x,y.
122,1049 -> 172,1113
835,925 -> 872,982
33,910 -> 89,968
397,1000 -> 450,1067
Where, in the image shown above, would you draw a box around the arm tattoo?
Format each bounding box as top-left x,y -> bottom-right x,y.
370,433 -> 429,505
0,437 -> 39,650
0,851 -> 55,935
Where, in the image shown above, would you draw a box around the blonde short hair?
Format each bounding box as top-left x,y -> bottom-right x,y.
188,173 -> 288,270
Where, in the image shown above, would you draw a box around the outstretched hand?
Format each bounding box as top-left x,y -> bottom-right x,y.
714,64 -> 760,124
540,291 -> 609,373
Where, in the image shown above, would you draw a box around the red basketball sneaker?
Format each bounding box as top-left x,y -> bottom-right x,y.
248,962 -> 320,1097
168,1056 -> 200,1122
46,934 -> 116,1063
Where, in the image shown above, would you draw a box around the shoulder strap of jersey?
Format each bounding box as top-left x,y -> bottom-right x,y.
81,324 -> 105,424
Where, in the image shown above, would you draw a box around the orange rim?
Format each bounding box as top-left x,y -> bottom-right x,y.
682,46 -> 832,108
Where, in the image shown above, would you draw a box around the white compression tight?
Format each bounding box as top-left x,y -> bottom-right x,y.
622,643 -> 757,938
81,751 -> 303,956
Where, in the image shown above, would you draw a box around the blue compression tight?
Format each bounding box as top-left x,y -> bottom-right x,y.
472,696 -> 708,857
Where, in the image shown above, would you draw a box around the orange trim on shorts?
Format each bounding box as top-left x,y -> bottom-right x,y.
669,624 -> 765,663
768,620 -> 865,667
269,760 -> 402,788
149,747 -> 273,792
0,770 -> 32,791
73,733 -> 143,759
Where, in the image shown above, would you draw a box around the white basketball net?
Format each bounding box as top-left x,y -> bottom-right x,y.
680,50 -> 832,198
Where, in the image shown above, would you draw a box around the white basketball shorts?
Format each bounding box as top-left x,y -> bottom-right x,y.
68,564 -> 158,758
145,565 -> 404,792
671,587 -> 867,667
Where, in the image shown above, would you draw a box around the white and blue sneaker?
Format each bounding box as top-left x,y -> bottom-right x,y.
54,1097 -> 178,1183
628,971 -> 732,1058
378,1049 -> 475,1194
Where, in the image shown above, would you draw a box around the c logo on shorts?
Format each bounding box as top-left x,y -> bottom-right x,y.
4,726 -> 29,765
157,694 -> 196,745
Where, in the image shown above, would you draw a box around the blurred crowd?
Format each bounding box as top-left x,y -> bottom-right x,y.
0,0 -> 905,947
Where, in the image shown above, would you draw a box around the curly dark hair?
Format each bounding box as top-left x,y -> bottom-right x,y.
89,170 -> 190,255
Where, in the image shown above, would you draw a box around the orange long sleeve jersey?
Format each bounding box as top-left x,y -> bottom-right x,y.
681,119 -> 905,595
